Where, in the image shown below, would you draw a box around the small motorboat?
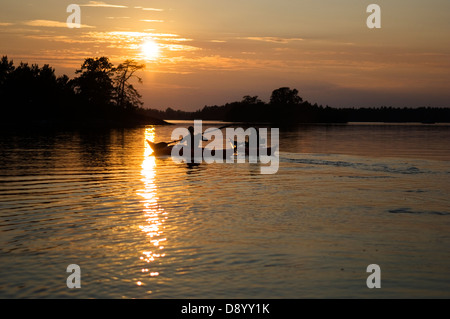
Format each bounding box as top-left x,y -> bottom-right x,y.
147,140 -> 174,156
147,140 -> 277,160
147,140 -> 233,160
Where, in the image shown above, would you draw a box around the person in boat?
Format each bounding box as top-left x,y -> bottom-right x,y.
233,129 -> 261,155
180,126 -> 209,158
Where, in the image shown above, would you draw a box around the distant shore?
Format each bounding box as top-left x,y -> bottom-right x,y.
143,105 -> 450,125
2,56 -> 449,129
142,88 -> 450,125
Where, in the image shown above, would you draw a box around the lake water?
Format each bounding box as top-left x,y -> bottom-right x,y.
0,122 -> 449,298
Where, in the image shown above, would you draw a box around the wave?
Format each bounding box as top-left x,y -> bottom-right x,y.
279,153 -> 446,176
388,208 -> 450,216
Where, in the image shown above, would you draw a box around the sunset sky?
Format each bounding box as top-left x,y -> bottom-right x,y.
1,0 -> 449,110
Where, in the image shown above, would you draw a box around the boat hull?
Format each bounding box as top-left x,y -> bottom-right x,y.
147,140 -> 277,159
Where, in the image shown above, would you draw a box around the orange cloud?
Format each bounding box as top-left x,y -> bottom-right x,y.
23,20 -> 95,28
80,1 -> 127,8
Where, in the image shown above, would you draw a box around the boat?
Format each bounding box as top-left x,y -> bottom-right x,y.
147,140 -> 277,159
147,140 -> 174,156
147,140 -> 233,160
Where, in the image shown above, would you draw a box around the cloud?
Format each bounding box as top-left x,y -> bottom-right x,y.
24,34 -> 94,44
142,8 -> 164,12
81,1 -> 127,8
0,22 -> 14,26
140,20 -> 164,23
81,31 -> 197,52
134,6 -> 164,11
242,37 -> 304,44
23,20 -> 95,28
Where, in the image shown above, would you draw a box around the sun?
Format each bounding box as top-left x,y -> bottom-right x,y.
141,40 -> 160,60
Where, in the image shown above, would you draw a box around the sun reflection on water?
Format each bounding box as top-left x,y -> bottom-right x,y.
136,127 -> 168,282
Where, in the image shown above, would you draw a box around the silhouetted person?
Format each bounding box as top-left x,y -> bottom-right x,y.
181,126 -> 208,160
233,129 -> 260,156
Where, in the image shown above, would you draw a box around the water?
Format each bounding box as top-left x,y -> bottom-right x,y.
0,122 -> 449,298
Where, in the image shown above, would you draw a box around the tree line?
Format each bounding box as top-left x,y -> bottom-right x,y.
143,87 -> 450,124
1,56 -> 449,127
0,56 -> 166,127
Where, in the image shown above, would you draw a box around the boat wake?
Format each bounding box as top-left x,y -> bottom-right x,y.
279,152 -> 449,176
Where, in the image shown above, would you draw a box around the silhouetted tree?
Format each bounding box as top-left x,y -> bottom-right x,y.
0,56 -> 14,87
114,59 -> 145,110
72,57 -> 115,109
0,55 -> 167,127
270,87 -> 303,105
0,56 -> 15,114
241,95 -> 262,105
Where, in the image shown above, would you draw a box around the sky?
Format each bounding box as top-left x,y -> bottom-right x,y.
1,0 -> 450,111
